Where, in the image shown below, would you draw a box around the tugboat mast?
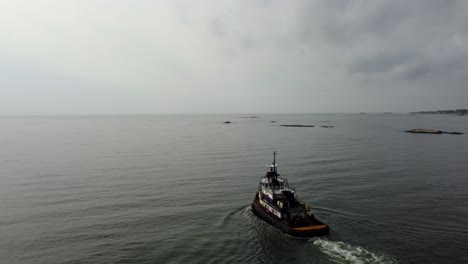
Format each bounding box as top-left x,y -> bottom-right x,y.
265,151 -> 279,178
273,151 -> 277,172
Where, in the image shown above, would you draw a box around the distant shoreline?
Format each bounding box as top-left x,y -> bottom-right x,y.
409,109 -> 467,115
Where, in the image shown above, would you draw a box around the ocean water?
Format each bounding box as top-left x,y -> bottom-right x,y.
1,114 -> 467,264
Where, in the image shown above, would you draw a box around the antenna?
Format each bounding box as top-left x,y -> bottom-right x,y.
273,151 -> 277,172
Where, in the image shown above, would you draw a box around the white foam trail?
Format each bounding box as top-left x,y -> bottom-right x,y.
313,239 -> 397,264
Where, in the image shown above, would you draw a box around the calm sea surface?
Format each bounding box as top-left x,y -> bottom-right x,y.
1,114 -> 467,264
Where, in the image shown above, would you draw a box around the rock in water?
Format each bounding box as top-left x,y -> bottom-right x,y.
405,129 -> 463,135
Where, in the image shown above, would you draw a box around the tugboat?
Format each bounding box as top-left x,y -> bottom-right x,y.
251,152 -> 329,237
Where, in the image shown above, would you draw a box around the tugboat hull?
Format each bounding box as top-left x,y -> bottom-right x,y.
251,198 -> 329,237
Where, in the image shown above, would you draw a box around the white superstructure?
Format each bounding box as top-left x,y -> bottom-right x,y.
257,152 -> 309,221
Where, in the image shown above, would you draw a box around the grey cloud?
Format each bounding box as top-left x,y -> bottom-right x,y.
307,0 -> 465,45
210,19 -> 227,38
293,0 -> 468,82
0,0 -> 467,114
348,52 -> 418,75
398,63 -> 431,81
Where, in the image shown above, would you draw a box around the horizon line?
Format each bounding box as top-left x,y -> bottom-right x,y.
0,112 -> 416,116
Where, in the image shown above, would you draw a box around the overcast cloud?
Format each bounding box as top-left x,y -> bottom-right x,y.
1,0 -> 467,114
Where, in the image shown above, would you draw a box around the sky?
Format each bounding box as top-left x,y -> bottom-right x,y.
1,0 -> 467,114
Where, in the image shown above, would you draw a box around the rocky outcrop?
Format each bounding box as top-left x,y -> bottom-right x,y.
405,129 -> 463,135
280,124 -> 314,127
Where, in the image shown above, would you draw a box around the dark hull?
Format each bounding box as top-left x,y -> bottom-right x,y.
251,197 -> 329,237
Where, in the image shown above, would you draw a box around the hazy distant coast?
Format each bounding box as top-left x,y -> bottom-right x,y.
409,109 -> 468,115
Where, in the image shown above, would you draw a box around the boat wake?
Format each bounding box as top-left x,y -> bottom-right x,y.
312,239 -> 397,264
217,205 -> 251,228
